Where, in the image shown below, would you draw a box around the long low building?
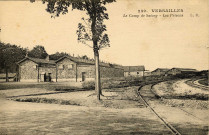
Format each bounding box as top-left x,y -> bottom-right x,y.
166,68 -> 198,76
16,55 -> 124,82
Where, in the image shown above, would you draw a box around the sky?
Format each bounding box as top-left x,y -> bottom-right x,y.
0,0 -> 208,71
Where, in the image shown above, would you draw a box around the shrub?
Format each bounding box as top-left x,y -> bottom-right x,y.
82,81 -> 95,90
81,75 -> 178,90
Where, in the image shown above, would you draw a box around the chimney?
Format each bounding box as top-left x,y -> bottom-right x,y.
45,55 -> 49,61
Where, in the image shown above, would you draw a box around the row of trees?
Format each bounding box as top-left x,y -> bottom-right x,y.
0,42 -> 27,75
0,42 -> 83,74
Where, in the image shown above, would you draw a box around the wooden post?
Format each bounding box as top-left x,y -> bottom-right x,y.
37,64 -> 39,83
16,65 -> 18,82
6,68 -> 9,82
18,65 -> 21,82
76,64 -> 78,82
56,64 -> 58,82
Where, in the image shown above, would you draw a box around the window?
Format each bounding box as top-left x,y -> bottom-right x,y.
68,64 -> 73,70
58,64 -> 64,70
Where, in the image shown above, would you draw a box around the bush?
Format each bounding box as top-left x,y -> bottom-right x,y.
81,75 -> 179,90
82,81 -> 95,90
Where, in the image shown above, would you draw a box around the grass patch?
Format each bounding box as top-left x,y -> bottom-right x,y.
176,93 -> 208,100
15,97 -> 81,106
0,82 -> 80,91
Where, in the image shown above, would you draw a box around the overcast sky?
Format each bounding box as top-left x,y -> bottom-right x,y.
0,0 -> 208,70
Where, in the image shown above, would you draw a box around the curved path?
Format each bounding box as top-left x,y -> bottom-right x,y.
186,79 -> 208,91
138,83 -> 208,135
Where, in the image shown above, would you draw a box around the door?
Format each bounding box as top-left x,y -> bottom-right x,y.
82,72 -> 86,81
40,73 -> 46,82
48,73 -> 52,82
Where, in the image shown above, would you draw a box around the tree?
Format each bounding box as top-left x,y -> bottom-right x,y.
28,45 -> 48,59
82,55 -> 89,60
49,52 -> 69,60
0,42 -> 26,81
42,0 -> 115,100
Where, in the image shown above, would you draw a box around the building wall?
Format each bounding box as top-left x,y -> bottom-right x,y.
56,58 -> 77,79
19,60 -> 38,80
77,65 -> 124,80
19,60 -> 57,82
100,66 -> 124,78
77,65 -> 95,79
39,65 -> 56,81
19,57 -> 124,82
124,71 -> 144,77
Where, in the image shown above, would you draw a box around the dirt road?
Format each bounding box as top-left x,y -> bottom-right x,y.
0,87 -> 173,135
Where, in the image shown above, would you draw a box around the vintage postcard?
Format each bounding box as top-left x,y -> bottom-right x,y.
0,0 -> 208,134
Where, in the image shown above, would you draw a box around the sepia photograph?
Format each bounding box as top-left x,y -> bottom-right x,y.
0,0 -> 208,134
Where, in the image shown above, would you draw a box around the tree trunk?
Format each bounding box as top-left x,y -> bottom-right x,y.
94,48 -> 101,100
6,68 -> 9,82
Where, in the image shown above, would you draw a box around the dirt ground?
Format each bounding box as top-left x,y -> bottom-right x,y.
151,80 -> 208,134
0,88 -> 172,135
0,80 -> 208,135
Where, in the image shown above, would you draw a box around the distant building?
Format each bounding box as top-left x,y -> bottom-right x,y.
123,66 -> 145,77
166,68 -> 198,76
151,68 -> 170,76
16,55 -> 124,82
144,70 -> 151,76
197,70 -> 208,77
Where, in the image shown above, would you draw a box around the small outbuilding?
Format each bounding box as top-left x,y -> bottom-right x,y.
123,66 -> 145,77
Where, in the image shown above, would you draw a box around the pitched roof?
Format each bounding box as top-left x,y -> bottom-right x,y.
56,56 -> 124,69
123,66 -> 145,72
17,56 -> 124,69
56,55 -> 94,65
172,68 -> 197,72
152,68 -> 170,72
17,57 -> 56,65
